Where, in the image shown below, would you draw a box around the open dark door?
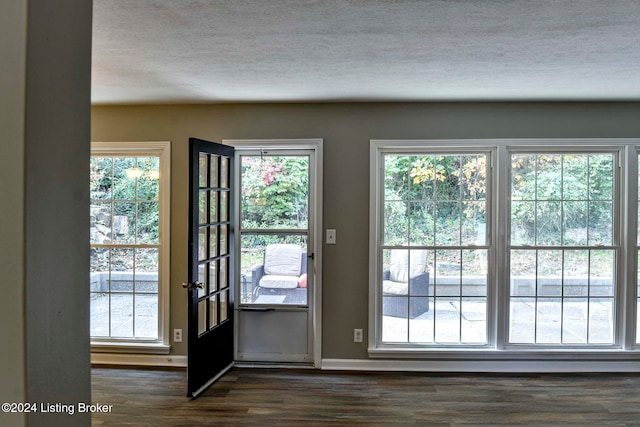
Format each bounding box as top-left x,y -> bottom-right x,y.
186,137 -> 234,397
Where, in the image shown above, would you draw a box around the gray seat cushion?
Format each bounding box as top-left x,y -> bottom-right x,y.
263,244 -> 302,276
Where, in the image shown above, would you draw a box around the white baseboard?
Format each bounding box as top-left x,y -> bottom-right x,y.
92,353 -> 187,368
92,355 -> 640,372
321,358 -> 640,373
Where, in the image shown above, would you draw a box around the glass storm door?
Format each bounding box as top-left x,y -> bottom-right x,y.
186,138 -> 234,397
236,150 -> 315,363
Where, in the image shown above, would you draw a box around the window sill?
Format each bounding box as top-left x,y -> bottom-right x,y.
369,346 -> 640,361
91,341 -> 171,355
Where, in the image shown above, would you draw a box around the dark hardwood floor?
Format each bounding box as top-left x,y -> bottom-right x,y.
92,367 -> 640,426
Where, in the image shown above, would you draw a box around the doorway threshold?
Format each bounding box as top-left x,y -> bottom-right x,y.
234,361 -> 316,369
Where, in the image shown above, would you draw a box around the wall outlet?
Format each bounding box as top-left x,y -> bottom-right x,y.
353,328 -> 363,343
173,328 -> 183,343
326,229 -> 337,244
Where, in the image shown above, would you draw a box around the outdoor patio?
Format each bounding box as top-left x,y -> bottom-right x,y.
90,290 -> 615,345
382,299 -> 615,344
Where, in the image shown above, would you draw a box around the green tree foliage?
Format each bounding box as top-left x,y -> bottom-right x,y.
241,156 -> 308,229
511,154 -> 613,245
240,156 -> 309,249
384,153 -> 614,250
90,156 -> 160,244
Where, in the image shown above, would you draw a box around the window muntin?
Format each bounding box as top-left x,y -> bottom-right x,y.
380,153 -> 490,345
508,152 -> 617,346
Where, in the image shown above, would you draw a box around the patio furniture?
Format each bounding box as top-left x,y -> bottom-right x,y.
382,249 -> 430,318
252,244 -> 307,301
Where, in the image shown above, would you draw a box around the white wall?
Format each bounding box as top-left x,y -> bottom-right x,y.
0,1 -> 92,426
0,1 -> 28,425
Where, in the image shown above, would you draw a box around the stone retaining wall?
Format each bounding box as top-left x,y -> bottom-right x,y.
90,271 -> 158,293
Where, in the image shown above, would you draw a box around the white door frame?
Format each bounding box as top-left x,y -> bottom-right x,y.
223,138 -> 323,368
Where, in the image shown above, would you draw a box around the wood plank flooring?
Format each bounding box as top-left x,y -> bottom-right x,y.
91,367 -> 640,426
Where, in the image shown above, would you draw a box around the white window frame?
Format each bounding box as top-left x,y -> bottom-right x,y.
369,139 -> 640,362
90,141 -> 171,354
224,138 -> 324,367
372,146 -> 496,348
505,145 -> 622,349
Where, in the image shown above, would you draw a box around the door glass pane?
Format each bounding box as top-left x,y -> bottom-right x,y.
240,155 -> 309,229
219,224 -> 228,256
198,227 -> 207,261
209,226 -> 218,258
220,157 -> 229,189
199,154 -> 208,188
240,235 -> 307,305
210,192 -> 218,223
220,290 -> 228,322
209,295 -> 218,328
219,257 -> 228,290
210,155 -> 219,188
210,261 -> 218,292
198,300 -> 206,335
199,190 -> 208,225
197,263 -> 207,298
220,191 -> 228,222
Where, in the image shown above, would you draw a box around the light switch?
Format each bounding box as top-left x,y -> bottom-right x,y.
326,229 -> 337,244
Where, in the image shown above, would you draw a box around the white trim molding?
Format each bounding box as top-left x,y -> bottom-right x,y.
322,358 -> 640,373
223,138 -> 324,369
369,138 -> 640,359
92,353 -> 187,368
90,141 -> 172,352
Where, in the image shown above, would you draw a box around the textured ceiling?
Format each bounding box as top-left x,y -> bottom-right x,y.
92,0 -> 640,104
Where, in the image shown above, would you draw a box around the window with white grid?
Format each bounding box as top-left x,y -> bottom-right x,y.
90,142 -> 170,351
370,140 -> 640,358
509,151 -> 617,345
378,151 -> 491,346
